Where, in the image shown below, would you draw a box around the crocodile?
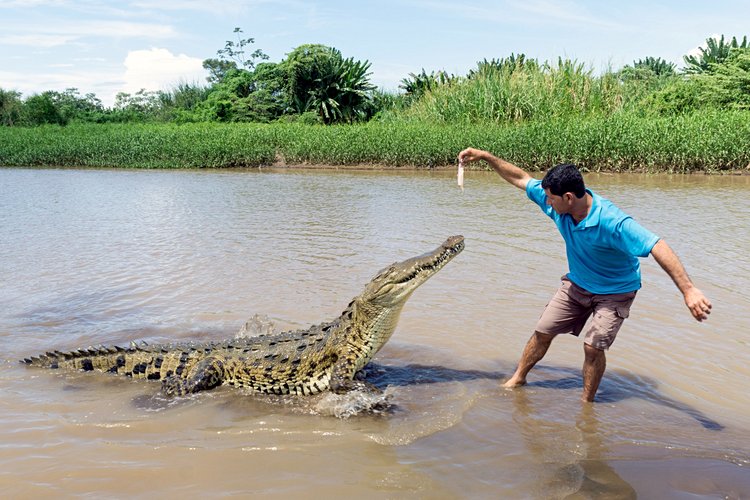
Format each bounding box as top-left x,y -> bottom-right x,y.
22,235 -> 464,397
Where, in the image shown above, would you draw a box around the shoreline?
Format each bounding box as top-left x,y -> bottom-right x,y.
4,162 -> 750,175
264,161 -> 750,175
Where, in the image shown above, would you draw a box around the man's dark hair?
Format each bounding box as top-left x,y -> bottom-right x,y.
541,163 -> 586,198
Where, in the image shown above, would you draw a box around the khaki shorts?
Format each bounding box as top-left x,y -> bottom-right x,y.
535,276 -> 637,350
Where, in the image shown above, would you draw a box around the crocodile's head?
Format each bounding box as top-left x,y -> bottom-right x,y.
340,235 -> 464,370
361,235 -> 465,307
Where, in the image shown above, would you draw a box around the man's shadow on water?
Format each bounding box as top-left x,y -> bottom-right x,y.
364,362 -> 724,431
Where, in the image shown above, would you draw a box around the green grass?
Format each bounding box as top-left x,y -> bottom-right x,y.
1,110 -> 749,172
387,59 -> 667,125
0,123 -> 278,169
395,64 -> 623,124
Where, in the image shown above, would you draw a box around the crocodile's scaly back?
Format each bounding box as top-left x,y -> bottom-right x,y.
23,236 -> 464,396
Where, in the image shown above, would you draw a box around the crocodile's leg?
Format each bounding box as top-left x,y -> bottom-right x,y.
329,356 -> 382,394
161,356 -> 226,397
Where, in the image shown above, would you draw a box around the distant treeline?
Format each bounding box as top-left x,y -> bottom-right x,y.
1,32 -> 749,128
1,32 -> 749,172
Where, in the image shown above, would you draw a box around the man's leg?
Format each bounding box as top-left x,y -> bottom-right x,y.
581,344 -> 606,402
580,290 -> 636,402
502,331 -> 555,388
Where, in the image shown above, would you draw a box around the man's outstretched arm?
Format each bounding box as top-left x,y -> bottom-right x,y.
650,239 -> 712,322
458,148 -> 532,190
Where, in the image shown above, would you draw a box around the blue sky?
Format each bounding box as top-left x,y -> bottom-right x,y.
1,0 -> 749,107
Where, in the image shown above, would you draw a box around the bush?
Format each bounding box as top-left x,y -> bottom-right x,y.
23,93 -> 67,126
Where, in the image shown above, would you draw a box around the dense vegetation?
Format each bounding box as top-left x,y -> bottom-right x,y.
1,31 -> 749,172
2,110 -> 747,172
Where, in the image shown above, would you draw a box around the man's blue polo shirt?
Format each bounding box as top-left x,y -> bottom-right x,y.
526,179 -> 660,294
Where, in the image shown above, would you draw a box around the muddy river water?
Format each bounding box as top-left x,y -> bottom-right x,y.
1,167 -> 748,498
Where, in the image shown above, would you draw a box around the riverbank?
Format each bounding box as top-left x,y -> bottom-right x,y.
1,110 -> 749,172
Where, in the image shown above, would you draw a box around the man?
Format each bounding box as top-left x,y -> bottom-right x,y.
458,148 -> 712,402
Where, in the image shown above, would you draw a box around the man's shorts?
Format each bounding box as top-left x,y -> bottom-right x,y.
534,276 -> 637,350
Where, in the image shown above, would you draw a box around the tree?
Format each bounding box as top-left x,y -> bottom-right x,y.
618,57 -> 677,85
282,44 -> 376,124
283,44 -> 335,114
47,88 -> 104,123
698,47 -> 750,108
0,88 -> 23,126
635,57 -> 677,76
199,31 -> 376,124
203,58 -> 238,86
113,89 -> 166,121
312,52 -> 376,123
24,92 -> 66,125
198,64 -> 286,122
683,35 -> 748,74
200,28 -> 292,122
645,48 -> 750,115
203,27 -> 269,84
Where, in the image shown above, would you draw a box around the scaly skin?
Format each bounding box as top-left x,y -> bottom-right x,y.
22,236 -> 464,396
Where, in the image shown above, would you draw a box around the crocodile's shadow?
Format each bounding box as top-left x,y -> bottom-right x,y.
364,361 -> 724,431
131,359 -> 721,430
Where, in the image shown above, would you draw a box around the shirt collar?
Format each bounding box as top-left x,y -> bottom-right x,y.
574,189 -> 601,229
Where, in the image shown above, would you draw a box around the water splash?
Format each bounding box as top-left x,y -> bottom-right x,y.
235,314 -> 277,338
313,388 -> 394,419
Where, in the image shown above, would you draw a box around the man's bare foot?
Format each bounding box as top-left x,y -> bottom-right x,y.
502,377 -> 526,389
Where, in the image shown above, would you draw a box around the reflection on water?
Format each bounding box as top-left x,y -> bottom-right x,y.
512,390 -> 638,499
526,365 -> 724,430
1,167 -> 749,497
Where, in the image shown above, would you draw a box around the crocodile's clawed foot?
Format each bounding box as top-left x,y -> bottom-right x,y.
331,377 -> 384,395
161,375 -> 193,397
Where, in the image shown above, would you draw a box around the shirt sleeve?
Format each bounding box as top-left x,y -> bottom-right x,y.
525,179 -> 554,218
613,217 -> 660,257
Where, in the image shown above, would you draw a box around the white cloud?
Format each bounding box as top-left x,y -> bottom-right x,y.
0,47 -> 207,107
121,47 -> 207,95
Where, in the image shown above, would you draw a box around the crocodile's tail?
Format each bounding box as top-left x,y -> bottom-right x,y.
21,342 -> 172,380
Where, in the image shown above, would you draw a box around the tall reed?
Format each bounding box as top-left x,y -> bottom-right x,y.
1,110 -> 748,172
391,58 -> 633,125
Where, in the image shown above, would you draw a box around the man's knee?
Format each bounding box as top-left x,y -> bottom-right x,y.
583,343 -> 605,361
533,331 -> 556,346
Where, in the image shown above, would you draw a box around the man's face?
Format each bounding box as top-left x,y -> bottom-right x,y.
544,188 -> 573,215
